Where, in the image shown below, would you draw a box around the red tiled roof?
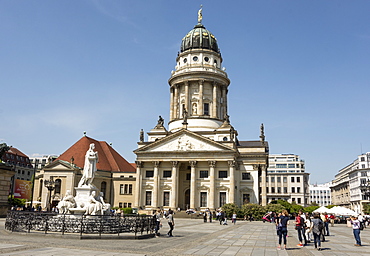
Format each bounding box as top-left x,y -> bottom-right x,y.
6,147 -> 29,158
56,136 -> 135,173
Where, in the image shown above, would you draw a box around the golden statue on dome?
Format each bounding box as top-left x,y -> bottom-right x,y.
198,5 -> 203,24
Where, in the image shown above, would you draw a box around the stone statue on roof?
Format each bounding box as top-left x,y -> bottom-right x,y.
155,116 -> 164,128
78,143 -> 99,187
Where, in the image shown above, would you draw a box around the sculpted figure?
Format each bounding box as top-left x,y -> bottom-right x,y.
155,116 -> 164,128
78,143 -> 99,187
85,191 -> 103,215
97,192 -> 111,215
57,190 -> 76,214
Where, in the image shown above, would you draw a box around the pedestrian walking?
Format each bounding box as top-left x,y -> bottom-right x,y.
310,212 -> 324,251
295,210 -> 307,247
348,215 -> 362,246
232,212 -> 237,225
153,209 -> 162,237
305,213 -> 312,243
166,209 -> 175,237
276,210 -> 290,250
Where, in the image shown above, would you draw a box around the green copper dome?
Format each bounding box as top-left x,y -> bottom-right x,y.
180,24 -> 219,53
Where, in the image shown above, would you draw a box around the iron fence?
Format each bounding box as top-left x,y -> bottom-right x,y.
5,211 -> 155,238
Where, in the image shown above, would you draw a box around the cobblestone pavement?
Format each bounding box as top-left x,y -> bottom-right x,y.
0,218 -> 369,255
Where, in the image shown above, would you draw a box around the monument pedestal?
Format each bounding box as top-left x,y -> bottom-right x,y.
74,186 -> 97,208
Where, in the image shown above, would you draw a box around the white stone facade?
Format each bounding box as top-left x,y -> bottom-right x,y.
267,154 -> 310,206
309,182 -> 332,206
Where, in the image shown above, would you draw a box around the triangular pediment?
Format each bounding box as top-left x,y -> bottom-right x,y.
135,129 -> 235,153
44,160 -> 77,171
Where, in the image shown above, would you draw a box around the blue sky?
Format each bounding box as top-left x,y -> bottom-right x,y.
1,1 -> 370,184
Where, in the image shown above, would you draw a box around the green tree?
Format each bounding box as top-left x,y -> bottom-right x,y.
8,195 -> 26,207
241,203 -> 265,220
265,203 -> 286,214
363,203 -> 370,215
326,205 -> 337,209
221,203 -> 240,217
303,205 -> 320,214
276,199 -> 292,212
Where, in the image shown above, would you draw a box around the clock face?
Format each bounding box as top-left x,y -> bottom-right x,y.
204,57 -> 209,62
193,56 -> 198,61
183,58 -> 187,63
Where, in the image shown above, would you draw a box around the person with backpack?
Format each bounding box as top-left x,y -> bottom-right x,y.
310,212 -> 324,251
295,210 -> 308,247
276,210 -> 290,250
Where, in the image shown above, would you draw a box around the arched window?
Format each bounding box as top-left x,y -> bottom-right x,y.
54,179 -> 61,194
101,181 -> 107,196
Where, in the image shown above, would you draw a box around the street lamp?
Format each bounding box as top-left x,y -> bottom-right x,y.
44,177 -> 55,212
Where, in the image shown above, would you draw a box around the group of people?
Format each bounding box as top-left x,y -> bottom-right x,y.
275,210 -> 366,250
153,209 -> 175,237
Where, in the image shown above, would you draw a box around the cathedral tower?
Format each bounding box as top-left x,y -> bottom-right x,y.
168,8 -> 230,133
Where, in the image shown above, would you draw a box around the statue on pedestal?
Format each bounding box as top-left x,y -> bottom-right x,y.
78,143 -> 99,187
57,190 -> 76,214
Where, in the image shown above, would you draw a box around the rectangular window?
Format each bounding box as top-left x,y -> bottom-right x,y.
271,177 -> 275,182
242,172 -> 251,180
200,170 -> 209,178
266,187 -> 269,193
119,202 -> 123,208
124,184 -> 129,194
297,187 -> 301,193
243,194 -> 250,204
145,191 -> 152,205
120,184 -> 124,195
297,177 -> 300,183
291,177 -> 295,182
283,177 -> 287,183
186,173 -> 191,180
163,192 -> 170,206
124,202 -> 128,208
128,184 -> 132,194
163,170 -> 172,178
284,187 -> 287,193
276,164 -> 287,168
204,103 -> 209,115
146,170 -> 154,178
128,203 -> 132,208
288,164 -> 295,168
200,192 -> 207,207
266,177 -> 269,182
219,171 -> 228,178
277,177 -> 281,183
271,187 -> 275,193
291,187 -> 295,193
277,187 -> 281,193
219,192 -> 227,207
297,198 -> 301,204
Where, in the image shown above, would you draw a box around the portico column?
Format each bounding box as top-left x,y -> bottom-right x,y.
212,82 -> 217,118
134,161 -> 143,208
170,87 -> 174,120
153,161 -> 160,208
170,161 -> 179,209
208,161 -> 216,210
199,80 -> 204,116
190,161 -> 197,209
261,165 -> 267,206
228,160 -> 236,204
174,85 -> 178,120
222,86 -> 227,118
185,81 -> 189,112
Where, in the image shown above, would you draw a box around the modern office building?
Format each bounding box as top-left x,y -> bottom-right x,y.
266,154 -> 310,206
309,182 -> 332,206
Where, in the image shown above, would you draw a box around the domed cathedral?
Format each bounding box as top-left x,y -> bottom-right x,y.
134,7 -> 268,212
